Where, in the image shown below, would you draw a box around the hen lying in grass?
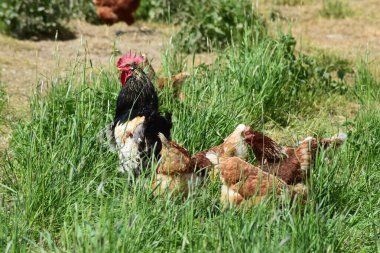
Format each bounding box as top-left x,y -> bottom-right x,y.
152,133 -> 202,196
206,154 -> 303,208
244,128 -> 347,184
191,124 -> 249,178
151,124 -> 252,196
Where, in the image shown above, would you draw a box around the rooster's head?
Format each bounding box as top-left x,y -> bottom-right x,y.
117,52 -> 145,86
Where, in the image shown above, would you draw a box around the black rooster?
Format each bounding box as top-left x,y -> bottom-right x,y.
108,52 -> 172,176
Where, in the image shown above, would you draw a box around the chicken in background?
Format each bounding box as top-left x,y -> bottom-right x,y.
152,133 -> 202,196
140,56 -> 190,101
156,72 -> 190,90
191,124 -> 249,179
108,52 -> 172,176
93,0 -> 140,25
244,128 -> 347,184
156,72 -> 190,101
206,154 -> 298,208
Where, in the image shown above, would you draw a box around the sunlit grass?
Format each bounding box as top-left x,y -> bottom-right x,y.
0,32 -> 379,252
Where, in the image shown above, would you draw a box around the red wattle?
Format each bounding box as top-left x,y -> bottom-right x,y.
120,71 -> 127,86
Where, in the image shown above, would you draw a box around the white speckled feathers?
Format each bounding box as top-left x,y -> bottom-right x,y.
114,116 -> 146,175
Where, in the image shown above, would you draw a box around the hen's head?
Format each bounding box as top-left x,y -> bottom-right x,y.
117,52 -> 145,86
222,124 -> 250,157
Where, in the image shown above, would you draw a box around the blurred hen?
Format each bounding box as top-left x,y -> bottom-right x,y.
93,0 -> 140,25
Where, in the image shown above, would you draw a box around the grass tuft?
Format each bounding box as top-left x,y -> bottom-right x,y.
320,0 -> 353,19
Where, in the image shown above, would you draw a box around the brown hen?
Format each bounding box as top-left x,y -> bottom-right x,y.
93,0 -> 140,25
191,124 -> 249,178
206,154 -> 295,208
244,128 -> 346,184
152,133 -> 201,196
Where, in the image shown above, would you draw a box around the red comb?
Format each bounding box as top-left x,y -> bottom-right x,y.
117,51 -> 144,70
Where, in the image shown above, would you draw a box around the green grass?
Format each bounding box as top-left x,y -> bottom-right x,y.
320,0 -> 353,19
272,0 -> 311,6
136,0 -> 266,53
0,85 -> 6,124
0,32 -> 379,252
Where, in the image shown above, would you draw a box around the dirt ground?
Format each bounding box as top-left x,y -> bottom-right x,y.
260,0 -> 380,61
0,21 -> 173,116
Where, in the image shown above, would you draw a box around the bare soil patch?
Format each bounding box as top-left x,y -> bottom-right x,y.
0,21 -> 173,116
260,0 -> 380,62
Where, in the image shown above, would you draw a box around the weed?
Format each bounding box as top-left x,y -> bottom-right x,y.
175,0 -> 265,53
272,0 -> 311,6
0,86 -> 6,123
136,0 -> 266,53
320,0 -> 353,19
0,0 -> 99,39
136,0 -> 184,22
69,0 -> 100,24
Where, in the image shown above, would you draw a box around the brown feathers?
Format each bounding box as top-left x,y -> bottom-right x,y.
192,124 -> 249,175
206,155 -> 289,208
157,133 -> 193,175
260,137 -> 317,184
153,134 -> 201,196
245,130 -> 347,185
157,72 -> 190,90
151,123 -> 345,207
94,0 -> 140,25
244,127 -> 287,164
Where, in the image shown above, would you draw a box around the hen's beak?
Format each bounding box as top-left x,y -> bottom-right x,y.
158,133 -> 169,148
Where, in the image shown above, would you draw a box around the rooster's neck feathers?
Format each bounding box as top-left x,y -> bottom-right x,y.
114,67 -> 159,125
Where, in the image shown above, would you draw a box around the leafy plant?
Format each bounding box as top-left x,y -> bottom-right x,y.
320,0 -> 352,19
0,0 -> 100,39
173,0 -> 266,53
68,0 -> 100,24
136,0 -> 266,53
0,0 -> 74,39
135,0 -> 185,22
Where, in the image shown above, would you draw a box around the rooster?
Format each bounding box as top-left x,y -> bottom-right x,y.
244,128 -> 347,184
109,52 -> 172,175
93,0 -> 140,25
191,124 -> 249,178
206,154 -> 298,208
152,133 -> 201,196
